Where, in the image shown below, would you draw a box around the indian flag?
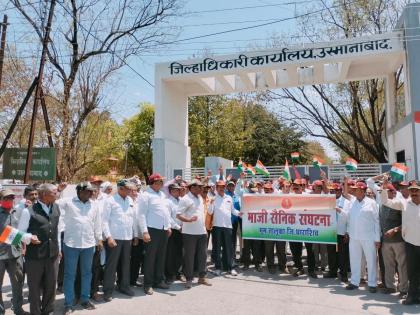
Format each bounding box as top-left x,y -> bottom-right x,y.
345,158 -> 358,171
255,160 -> 270,176
283,159 -> 291,181
291,152 -> 300,163
237,159 -> 247,173
0,225 -> 31,246
246,164 -> 256,176
312,156 -> 324,169
390,163 -> 408,181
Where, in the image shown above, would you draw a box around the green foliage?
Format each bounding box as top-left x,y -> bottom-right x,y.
188,96 -> 307,166
123,103 -> 155,178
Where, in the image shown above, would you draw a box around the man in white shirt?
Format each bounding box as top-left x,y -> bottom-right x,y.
208,181 -> 241,276
165,183 -> 183,283
137,173 -> 172,295
177,179 -> 212,289
60,182 -> 102,314
325,183 -> 350,282
102,180 -> 137,301
401,181 -> 420,305
346,182 -> 380,293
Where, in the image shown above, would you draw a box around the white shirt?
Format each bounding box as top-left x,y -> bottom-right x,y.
102,194 -> 136,240
402,200 -> 420,246
347,197 -> 380,242
167,196 -> 182,230
208,193 -> 239,228
336,195 -> 350,236
137,187 -> 171,234
59,197 -> 102,248
177,192 -> 207,235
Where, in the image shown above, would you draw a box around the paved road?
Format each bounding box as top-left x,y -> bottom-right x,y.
2,267 -> 418,315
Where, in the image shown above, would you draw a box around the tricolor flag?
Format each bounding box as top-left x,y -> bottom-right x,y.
255,160 -> 270,176
390,163 -> 408,181
237,159 -> 247,173
291,152 -> 300,164
283,159 -> 291,181
0,225 -> 31,246
345,158 -> 358,171
246,164 -> 256,176
312,156 -> 324,169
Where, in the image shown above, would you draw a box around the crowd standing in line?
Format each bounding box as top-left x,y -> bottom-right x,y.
0,167 -> 419,315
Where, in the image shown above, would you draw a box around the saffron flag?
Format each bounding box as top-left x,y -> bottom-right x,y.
246,164 -> 256,176
283,159 -> 291,181
312,156 -> 324,169
345,158 -> 358,171
390,163 -> 408,181
237,159 -> 247,173
291,152 -> 300,164
0,225 -> 31,246
255,160 -> 270,176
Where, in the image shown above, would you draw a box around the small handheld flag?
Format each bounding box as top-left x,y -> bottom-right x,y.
283,159 -> 291,181
0,225 -> 31,246
237,159 -> 247,173
390,163 -> 408,181
255,160 -> 270,176
246,164 -> 256,176
312,156 -> 324,169
345,158 -> 358,171
291,152 -> 300,164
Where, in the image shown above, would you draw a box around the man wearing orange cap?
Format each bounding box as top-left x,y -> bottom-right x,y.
346,181 -> 380,293
401,181 -> 420,304
379,177 -> 408,296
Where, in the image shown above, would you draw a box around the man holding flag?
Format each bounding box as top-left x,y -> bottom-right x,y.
0,190 -> 40,315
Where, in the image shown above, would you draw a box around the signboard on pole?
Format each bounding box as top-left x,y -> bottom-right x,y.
2,148 -> 56,181
241,194 -> 337,244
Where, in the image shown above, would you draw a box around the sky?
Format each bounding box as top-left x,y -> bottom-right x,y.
110,0 -> 305,121
1,0 -> 339,158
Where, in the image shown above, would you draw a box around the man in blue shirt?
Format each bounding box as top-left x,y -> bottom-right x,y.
226,181 -> 241,267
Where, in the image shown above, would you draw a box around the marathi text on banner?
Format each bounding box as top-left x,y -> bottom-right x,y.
241,194 -> 337,244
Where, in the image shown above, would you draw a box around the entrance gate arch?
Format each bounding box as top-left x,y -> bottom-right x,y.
153,4 -> 420,179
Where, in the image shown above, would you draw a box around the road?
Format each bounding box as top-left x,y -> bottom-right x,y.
2,266 -> 418,315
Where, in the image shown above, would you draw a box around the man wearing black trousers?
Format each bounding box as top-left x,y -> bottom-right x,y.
102,180 -> 137,302
137,173 -> 172,295
165,183 -> 183,283
18,184 -> 61,315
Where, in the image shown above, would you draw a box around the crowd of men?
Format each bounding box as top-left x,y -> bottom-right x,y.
0,169 -> 419,315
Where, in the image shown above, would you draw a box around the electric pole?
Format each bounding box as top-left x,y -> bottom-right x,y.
24,0 -> 56,183
0,15 -> 8,90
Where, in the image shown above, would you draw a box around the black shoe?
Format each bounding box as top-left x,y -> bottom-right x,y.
399,292 -> 407,299
402,297 -> 420,305
103,295 -> 112,303
144,287 -> 154,295
154,282 -> 170,289
293,269 -> 305,277
340,275 -> 349,283
63,306 -> 73,315
81,301 -> 96,310
346,283 -> 359,290
119,287 -> 135,296
323,272 -> 337,279
308,272 -> 318,279
255,264 -> 263,272
368,286 -> 377,293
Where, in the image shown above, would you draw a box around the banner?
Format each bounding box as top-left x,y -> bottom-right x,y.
242,194 -> 337,244
3,148 -> 56,181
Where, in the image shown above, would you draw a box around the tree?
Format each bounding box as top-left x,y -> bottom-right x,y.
123,103 -> 155,178
188,95 -> 307,166
10,0 -> 180,180
242,103 -> 307,165
266,0 -> 406,163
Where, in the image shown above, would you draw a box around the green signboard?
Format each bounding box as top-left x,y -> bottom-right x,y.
3,148 -> 56,181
